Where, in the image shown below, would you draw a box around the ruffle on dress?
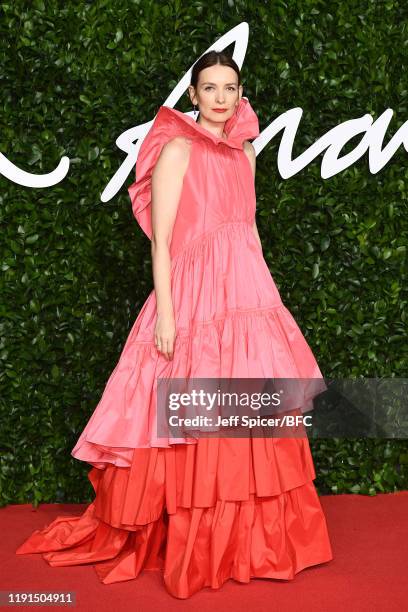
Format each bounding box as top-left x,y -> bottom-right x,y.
16,437 -> 333,599
70,301 -> 327,466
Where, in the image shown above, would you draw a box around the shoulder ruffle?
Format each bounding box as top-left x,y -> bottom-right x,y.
128,97 -> 259,240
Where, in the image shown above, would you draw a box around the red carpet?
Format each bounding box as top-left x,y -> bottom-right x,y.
2,491 -> 408,611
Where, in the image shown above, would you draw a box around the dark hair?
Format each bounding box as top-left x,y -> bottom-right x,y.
190,50 -> 241,89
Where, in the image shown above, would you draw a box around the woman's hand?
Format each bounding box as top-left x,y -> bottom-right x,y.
154,312 -> 176,360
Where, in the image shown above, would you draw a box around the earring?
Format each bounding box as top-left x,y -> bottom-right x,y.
193,104 -> 198,117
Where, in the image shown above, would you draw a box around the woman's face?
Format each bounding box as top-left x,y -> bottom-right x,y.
189,64 -> 242,125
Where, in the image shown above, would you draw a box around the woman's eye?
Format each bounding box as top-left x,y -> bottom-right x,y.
203,86 -> 236,91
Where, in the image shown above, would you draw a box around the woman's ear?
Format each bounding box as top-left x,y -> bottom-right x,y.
187,85 -> 197,106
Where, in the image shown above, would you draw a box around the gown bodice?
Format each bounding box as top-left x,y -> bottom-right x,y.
128,97 -> 260,259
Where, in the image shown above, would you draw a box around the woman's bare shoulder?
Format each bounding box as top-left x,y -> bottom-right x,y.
153,136 -> 192,178
161,135 -> 193,157
242,140 -> 256,177
242,140 -> 255,159
154,136 -> 192,168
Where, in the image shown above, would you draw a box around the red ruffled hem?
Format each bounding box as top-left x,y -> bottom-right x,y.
16,437 -> 334,599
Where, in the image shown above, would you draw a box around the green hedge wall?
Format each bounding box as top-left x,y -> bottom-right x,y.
1,1 -> 407,506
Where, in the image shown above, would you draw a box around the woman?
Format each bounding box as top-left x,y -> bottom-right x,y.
16,51 -> 333,599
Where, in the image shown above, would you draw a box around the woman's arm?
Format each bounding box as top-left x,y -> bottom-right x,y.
243,140 -> 263,253
150,136 -> 191,360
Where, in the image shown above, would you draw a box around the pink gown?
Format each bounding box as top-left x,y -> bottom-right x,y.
16,97 -> 334,599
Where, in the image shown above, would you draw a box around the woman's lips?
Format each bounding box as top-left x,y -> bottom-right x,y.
212,108 -> 227,113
